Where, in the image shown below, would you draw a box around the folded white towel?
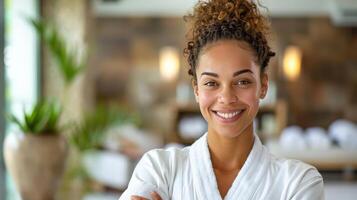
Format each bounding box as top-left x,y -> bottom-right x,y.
305,127 -> 331,150
178,116 -> 206,140
82,151 -> 131,189
329,119 -> 357,150
280,126 -> 307,150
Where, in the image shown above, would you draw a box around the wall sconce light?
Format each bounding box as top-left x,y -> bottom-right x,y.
283,46 -> 302,81
159,46 -> 180,82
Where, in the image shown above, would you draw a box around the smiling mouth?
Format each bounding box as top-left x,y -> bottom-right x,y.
212,109 -> 245,122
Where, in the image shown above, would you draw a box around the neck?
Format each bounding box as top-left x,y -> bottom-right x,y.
207,126 -> 255,171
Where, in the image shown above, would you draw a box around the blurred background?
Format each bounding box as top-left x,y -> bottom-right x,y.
0,0 -> 357,199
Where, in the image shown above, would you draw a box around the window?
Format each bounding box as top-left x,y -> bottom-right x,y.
3,0 -> 39,199
0,0 -> 6,198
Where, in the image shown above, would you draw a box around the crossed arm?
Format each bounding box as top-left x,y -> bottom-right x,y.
130,191 -> 162,200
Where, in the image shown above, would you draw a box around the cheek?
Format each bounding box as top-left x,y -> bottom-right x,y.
197,91 -> 215,121
198,91 -> 215,108
238,89 -> 260,110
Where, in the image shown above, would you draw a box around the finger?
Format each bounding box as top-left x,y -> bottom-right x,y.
131,195 -> 149,200
130,196 -> 140,200
150,192 -> 162,200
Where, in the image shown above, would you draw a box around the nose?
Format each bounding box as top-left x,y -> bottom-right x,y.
218,85 -> 238,104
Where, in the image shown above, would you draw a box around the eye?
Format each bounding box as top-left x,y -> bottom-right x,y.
238,80 -> 251,85
204,81 -> 218,87
235,80 -> 252,87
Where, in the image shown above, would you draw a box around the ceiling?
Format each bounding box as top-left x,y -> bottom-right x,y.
92,0 -> 334,17
92,0 -> 357,26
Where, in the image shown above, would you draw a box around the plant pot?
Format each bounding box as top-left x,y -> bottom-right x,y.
3,132 -> 68,200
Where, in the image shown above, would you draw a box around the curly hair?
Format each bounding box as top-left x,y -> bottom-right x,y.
184,0 -> 275,82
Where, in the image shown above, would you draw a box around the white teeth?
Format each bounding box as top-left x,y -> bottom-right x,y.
216,111 -> 242,119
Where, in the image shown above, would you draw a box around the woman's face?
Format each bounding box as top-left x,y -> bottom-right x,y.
193,40 -> 268,138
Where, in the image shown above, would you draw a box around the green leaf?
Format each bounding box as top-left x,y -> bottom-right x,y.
43,101 -> 62,133
68,106 -> 138,152
8,100 -> 63,135
28,17 -> 86,85
7,114 -> 27,132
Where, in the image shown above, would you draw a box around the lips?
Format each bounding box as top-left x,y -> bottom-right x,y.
212,109 -> 245,123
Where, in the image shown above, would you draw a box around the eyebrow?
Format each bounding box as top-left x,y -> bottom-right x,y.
233,69 -> 253,76
200,69 -> 253,78
200,72 -> 218,77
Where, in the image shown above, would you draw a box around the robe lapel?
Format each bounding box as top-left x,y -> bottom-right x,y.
189,133 -> 270,200
189,133 -> 223,200
224,136 -> 270,200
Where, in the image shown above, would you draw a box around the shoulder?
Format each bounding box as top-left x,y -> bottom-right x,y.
143,146 -> 191,160
133,146 -> 191,181
119,147 -> 190,199
141,146 -> 191,167
271,155 -> 322,181
268,155 -> 324,199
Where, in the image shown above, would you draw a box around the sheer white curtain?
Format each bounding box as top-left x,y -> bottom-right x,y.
5,0 -> 39,121
4,0 -> 39,199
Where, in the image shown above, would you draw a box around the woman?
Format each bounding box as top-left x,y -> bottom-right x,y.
120,0 -> 324,199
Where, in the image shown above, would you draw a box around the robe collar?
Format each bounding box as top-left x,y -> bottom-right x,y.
189,132 -> 270,200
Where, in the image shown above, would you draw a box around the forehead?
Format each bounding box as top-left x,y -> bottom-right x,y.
197,40 -> 259,74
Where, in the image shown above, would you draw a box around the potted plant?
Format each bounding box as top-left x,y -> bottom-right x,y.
4,17 -> 88,200
57,106 -> 140,199
3,100 -> 67,200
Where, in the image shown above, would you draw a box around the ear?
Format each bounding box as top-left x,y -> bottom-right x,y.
192,80 -> 199,103
260,72 -> 269,99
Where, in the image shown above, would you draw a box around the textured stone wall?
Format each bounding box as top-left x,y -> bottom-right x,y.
271,18 -> 357,127
92,16 -> 357,132
91,17 -> 188,136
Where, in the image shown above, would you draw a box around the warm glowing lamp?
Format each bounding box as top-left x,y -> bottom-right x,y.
159,47 -> 180,82
283,46 -> 302,81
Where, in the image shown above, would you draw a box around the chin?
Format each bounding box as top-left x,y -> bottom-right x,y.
205,112 -> 252,137
210,124 -> 250,139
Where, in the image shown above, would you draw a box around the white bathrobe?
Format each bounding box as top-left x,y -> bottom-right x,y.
119,133 -> 324,200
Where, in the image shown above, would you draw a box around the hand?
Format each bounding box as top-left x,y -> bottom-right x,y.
131,191 -> 162,200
